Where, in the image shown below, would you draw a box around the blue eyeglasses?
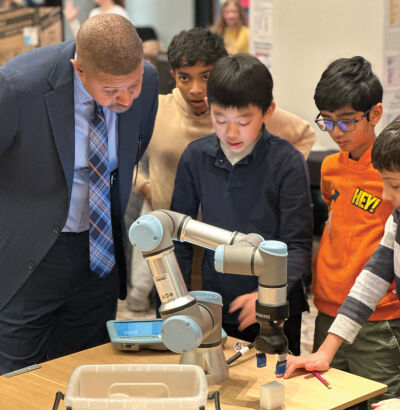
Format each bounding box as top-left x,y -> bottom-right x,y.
315,105 -> 376,132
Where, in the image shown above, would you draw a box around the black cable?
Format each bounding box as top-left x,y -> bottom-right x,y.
225,343 -> 255,365
208,391 -> 221,410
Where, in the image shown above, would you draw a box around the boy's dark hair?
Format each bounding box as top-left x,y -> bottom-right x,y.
372,115 -> 400,172
314,56 -> 383,114
167,27 -> 227,70
207,54 -> 273,113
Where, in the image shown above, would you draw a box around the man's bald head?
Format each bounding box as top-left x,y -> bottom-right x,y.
76,14 -> 143,76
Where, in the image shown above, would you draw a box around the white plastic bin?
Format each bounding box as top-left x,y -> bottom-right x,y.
64,363 -> 207,409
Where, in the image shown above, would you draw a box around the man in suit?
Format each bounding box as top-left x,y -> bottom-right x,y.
0,14 -> 158,374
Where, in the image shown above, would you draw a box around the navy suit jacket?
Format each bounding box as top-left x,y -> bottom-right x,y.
0,41 -> 158,310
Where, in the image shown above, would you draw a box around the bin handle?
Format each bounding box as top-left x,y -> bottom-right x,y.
108,382 -> 170,398
52,391 -> 68,410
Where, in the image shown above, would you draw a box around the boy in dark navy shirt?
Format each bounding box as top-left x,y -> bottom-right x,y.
171,55 -> 313,354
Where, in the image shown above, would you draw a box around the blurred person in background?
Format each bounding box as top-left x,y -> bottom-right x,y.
213,0 -> 249,55
64,0 -> 129,38
240,0 -> 249,23
0,0 -> 22,8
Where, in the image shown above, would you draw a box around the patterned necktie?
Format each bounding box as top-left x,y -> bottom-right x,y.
89,102 -> 115,277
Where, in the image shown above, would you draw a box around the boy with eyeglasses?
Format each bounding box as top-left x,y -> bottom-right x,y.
292,56 -> 400,404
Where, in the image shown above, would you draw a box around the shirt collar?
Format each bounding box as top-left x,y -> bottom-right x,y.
338,144 -> 374,170
74,68 -> 93,105
73,53 -> 93,105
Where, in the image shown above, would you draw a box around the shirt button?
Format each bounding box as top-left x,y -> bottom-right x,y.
27,261 -> 35,270
52,225 -> 60,234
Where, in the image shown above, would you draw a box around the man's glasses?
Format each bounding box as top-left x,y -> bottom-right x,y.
315,105 -> 376,132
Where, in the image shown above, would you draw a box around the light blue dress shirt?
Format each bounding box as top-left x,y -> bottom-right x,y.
62,70 -> 118,232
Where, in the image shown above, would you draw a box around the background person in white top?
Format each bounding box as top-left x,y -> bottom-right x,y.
64,0 -> 129,38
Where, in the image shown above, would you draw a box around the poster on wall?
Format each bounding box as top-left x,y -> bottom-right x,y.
384,0 -> 400,125
386,53 -> 400,88
249,0 -> 273,69
389,0 -> 400,26
382,88 -> 400,125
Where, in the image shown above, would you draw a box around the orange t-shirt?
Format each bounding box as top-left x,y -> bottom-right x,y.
313,146 -> 400,320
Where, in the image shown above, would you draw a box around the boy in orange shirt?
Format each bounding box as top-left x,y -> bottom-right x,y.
310,56 -> 400,403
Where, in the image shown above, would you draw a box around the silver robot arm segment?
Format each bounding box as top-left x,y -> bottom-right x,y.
129,211 -> 216,352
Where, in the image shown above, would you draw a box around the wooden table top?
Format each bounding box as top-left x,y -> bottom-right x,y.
0,338 -> 387,410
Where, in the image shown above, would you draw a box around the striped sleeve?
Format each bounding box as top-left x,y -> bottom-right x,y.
328,212 -> 397,343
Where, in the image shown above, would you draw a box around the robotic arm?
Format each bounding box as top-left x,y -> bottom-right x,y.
129,210 -> 289,383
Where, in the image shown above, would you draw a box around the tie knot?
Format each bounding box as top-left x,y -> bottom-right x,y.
92,102 -> 105,123
94,101 -> 104,114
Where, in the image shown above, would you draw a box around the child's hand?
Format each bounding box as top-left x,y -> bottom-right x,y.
280,351 -> 331,378
229,291 -> 257,331
63,0 -> 79,22
371,399 -> 400,409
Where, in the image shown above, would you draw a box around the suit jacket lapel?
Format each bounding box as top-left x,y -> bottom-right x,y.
45,41 -> 76,200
